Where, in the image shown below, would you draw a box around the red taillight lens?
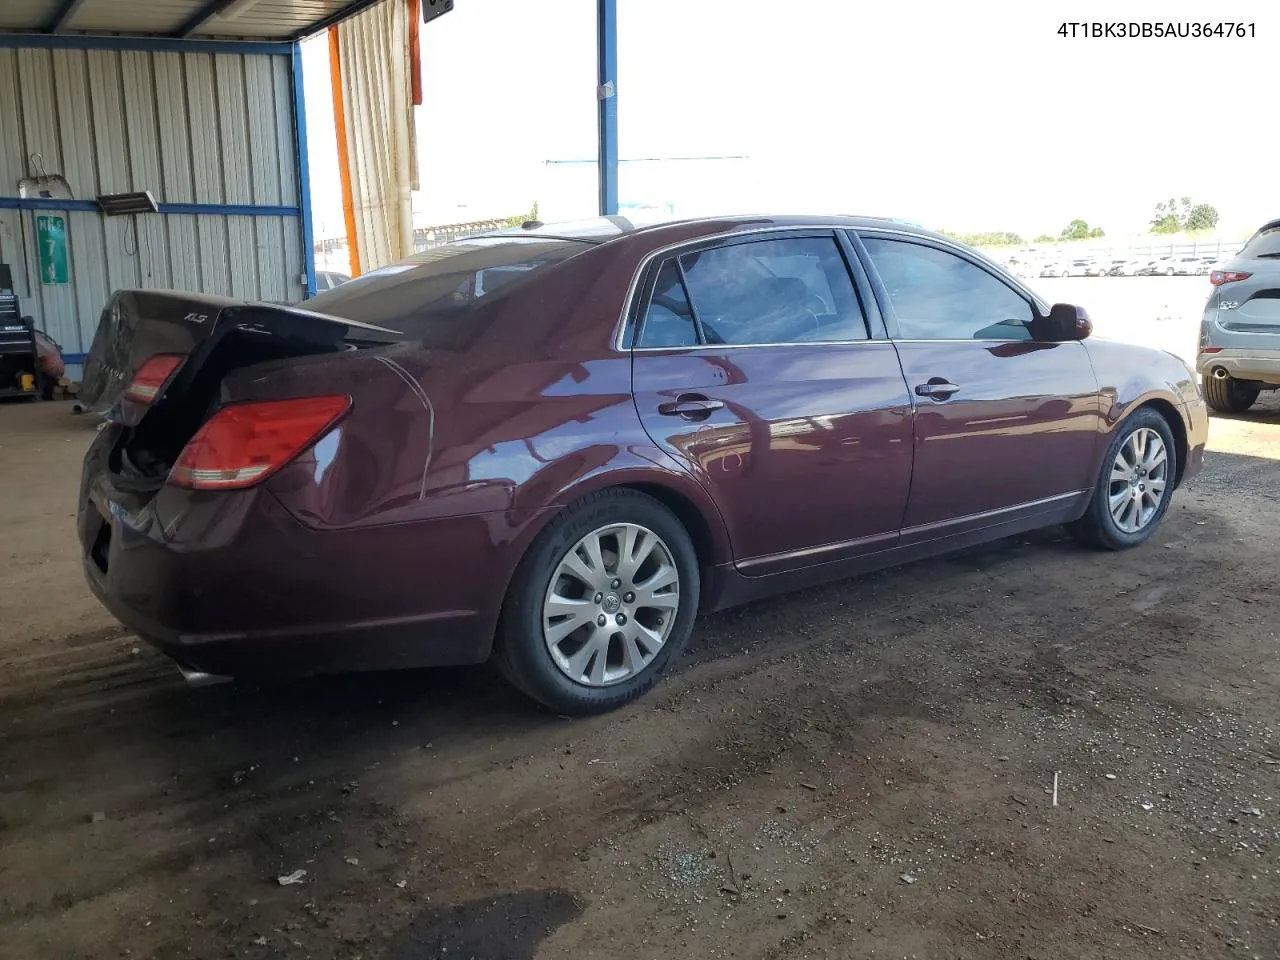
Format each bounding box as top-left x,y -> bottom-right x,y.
1199,347 -> 1222,354
125,354 -> 184,403
1210,270 -> 1252,286
169,395 -> 351,490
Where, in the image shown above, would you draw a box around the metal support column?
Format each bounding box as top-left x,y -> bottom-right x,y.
596,0 -> 618,216
292,42 -> 318,298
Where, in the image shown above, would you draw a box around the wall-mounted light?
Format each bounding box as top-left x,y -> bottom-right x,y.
96,191 -> 159,216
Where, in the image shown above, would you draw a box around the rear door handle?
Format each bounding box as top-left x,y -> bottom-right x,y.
915,379 -> 960,400
657,394 -> 724,419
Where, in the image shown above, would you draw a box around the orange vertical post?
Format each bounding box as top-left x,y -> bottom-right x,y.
328,25 -> 361,277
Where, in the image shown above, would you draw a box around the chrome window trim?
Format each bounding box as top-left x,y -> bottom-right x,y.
613,223 -> 1050,352
855,228 -> 1052,321
622,338 -> 903,353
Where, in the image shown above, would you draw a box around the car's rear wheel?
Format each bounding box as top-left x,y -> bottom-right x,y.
495,489 -> 700,715
1202,375 -> 1259,414
1067,408 -> 1177,551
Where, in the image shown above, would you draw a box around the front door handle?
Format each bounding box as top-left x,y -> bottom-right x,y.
915,379 -> 960,400
657,394 -> 724,419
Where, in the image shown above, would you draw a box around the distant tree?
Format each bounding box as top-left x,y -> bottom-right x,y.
1033,233 -> 1055,244
1059,219 -> 1105,241
938,229 -> 1025,247
505,200 -> 541,228
1150,197 -> 1215,234
1184,203 -> 1219,231
1150,198 -> 1183,234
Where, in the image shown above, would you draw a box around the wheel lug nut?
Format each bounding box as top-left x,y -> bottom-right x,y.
624,592 -> 635,603
593,593 -> 603,604
656,617 -> 663,626
616,613 -> 627,625
597,614 -> 607,627
611,579 -> 621,589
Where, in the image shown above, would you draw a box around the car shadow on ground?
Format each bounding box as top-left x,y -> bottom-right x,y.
0,516 -> 1172,803
0,522 -> 1084,839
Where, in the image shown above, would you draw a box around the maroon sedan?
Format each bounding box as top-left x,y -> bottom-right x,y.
77,215 -> 1208,714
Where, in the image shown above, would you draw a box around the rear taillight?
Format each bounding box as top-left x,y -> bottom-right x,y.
1210,270 -> 1252,286
1199,347 -> 1222,354
125,354 -> 184,404
169,395 -> 351,490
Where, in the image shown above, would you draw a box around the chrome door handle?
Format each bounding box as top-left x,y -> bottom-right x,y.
657,394 -> 724,419
915,380 -> 960,400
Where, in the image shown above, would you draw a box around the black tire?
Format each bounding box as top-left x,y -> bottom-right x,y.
1068,407 -> 1178,551
1202,375 -> 1259,414
494,489 -> 700,715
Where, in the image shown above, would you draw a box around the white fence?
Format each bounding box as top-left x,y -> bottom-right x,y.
985,236 -> 1243,261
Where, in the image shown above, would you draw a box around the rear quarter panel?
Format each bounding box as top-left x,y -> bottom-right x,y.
242,242 -> 738,628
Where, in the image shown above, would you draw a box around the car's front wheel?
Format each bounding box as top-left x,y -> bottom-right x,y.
1202,375 -> 1259,414
1068,408 -> 1177,550
495,489 -> 700,715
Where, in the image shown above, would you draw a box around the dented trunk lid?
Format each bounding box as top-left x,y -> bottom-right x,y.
79,289 -> 400,425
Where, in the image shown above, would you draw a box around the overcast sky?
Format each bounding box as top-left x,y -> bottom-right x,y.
302,0 -> 1276,241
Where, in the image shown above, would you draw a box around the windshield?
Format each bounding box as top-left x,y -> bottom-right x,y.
303,237 -> 591,341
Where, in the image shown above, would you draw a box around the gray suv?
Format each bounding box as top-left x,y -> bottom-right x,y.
1197,218 -> 1280,413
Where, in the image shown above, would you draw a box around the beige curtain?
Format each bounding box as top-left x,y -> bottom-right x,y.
331,0 -> 419,273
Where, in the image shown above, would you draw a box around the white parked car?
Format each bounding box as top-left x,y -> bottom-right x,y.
1107,258 -> 1143,277
1171,255 -> 1208,276
1139,257 -> 1178,276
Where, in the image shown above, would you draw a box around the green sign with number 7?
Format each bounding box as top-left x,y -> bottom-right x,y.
35,214 -> 69,285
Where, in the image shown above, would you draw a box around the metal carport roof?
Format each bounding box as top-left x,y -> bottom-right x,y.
1,0 -> 620,258
0,0 -> 386,41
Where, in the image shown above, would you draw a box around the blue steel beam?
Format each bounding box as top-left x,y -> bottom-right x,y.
0,33 -> 293,55
292,43 -> 318,298
596,0 -> 618,217
0,197 -> 300,216
175,0 -> 239,38
294,0 -> 388,40
44,0 -> 89,33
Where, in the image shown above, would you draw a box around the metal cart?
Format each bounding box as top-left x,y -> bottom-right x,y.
0,264 -> 39,401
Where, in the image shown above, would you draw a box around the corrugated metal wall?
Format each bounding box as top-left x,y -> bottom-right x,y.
0,45 -> 304,362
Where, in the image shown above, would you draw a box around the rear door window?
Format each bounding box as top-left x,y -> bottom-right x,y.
638,235 -> 868,347
637,261 -> 699,348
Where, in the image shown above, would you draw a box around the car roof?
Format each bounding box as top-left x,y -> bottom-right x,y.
491,213 -> 957,248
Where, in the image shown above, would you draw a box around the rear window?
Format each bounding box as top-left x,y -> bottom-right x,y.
302,237 -> 590,341
1239,223 -> 1280,259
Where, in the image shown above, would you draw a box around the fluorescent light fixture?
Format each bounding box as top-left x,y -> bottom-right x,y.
96,191 -> 159,216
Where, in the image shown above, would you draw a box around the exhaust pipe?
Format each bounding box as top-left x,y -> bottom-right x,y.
1212,367 -> 1229,380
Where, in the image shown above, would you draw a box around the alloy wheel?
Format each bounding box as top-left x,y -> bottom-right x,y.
1108,427 -> 1169,533
542,523 -> 680,687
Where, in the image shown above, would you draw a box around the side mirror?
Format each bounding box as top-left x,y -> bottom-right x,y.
1037,303 -> 1092,342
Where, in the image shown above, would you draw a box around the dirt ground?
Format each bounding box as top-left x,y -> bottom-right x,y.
2,387 -> 1279,960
